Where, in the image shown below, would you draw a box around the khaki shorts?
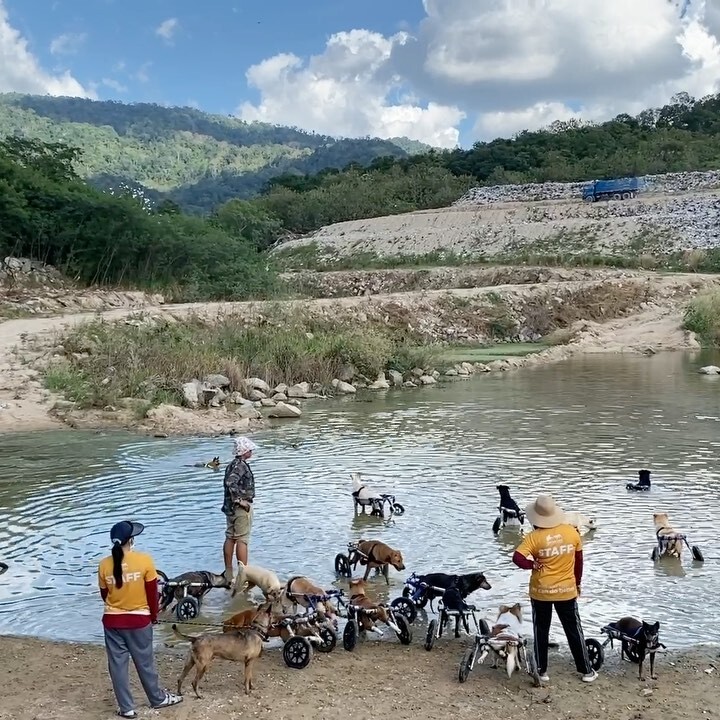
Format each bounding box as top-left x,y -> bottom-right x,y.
225,506 -> 253,543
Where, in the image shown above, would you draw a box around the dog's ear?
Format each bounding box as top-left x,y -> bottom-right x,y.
511,602 -> 522,611
651,621 -> 660,631
498,604 -> 510,614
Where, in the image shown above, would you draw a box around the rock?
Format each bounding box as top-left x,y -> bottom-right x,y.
247,388 -> 267,402
457,366 -> 469,376
228,391 -> 245,404
411,367 -> 425,378
474,363 -> 490,372
271,392 -> 288,402
287,382 -> 311,398
334,380 -> 357,394
403,380 -> 417,388
486,360 -> 510,372
260,398 -> 276,407
367,372 -> 390,390
182,381 -> 200,409
699,365 -> 720,375
245,377 -> 271,394
419,375 -> 437,385
204,374 -> 230,388
53,399 -> 76,410
236,403 -> 261,420
338,364 -> 357,382
431,370 -> 440,379
287,398 -> 301,407
274,383 -> 289,395
266,401 -> 302,418
445,368 -> 458,376
461,362 -> 476,374
388,369 -> 404,386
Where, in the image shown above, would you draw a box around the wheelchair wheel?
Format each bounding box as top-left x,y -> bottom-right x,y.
395,614 -> 412,645
692,545 -> 704,562
0,562 -> 8,576
392,503 -> 405,516
156,569 -> 169,582
622,640 -> 641,664
316,626 -> 337,653
343,619 -> 359,651
492,517 -> 502,535
459,647 -> 474,683
283,636 -> 313,669
585,638 -> 605,671
175,596 -> 200,621
424,619 -> 437,651
523,643 -> 540,686
334,553 -> 351,577
390,596 -> 418,624
478,618 -> 491,636
651,546 -> 659,561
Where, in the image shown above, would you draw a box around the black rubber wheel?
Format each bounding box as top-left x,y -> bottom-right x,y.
390,596 -> 418,624
334,553 -> 351,577
0,562 -> 8,576
395,614 -> 412,645
392,503 -> 405,516
283,636 -> 313,669
425,619 -> 437,651
315,626 -> 337,653
175,596 -> 200,621
525,644 -> 540,686
622,640 -> 641,664
622,192 -> 631,200
459,647 -> 474,683
478,618 -> 491,636
651,547 -> 659,561
492,517 -> 501,534
343,619 -> 359,651
692,545 -> 704,562
585,638 -> 605,671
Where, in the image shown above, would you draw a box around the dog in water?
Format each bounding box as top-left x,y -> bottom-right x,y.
417,571 -> 492,597
159,571 -> 232,613
627,469 -> 651,492
614,617 -> 663,681
173,602 -> 273,697
186,457 -> 222,470
232,562 -> 284,604
494,485 -> 526,533
350,472 -> 388,515
489,603 -> 525,678
355,539 -> 405,583
653,512 -> 684,558
284,575 -> 339,623
563,512 -> 597,532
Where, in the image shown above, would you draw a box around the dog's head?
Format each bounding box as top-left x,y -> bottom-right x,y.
208,456 -> 221,469
641,620 -> 660,647
458,572 -> 492,596
442,586 -> 467,612
653,512 -> 670,528
587,518 -> 597,530
250,602 -> 274,632
350,473 -> 364,491
389,549 -> 405,572
496,484 -> 512,499
348,578 -> 367,597
209,571 -> 233,590
497,602 -> 523,624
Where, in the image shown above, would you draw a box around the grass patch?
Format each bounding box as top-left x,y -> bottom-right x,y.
435,342 -> 547,364
45,315 -> 439,410
683,290 -> 720,346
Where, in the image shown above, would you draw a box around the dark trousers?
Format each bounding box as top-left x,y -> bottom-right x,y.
530,598 -> 591,674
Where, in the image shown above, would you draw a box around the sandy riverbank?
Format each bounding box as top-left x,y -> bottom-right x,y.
0,635 -> 717,720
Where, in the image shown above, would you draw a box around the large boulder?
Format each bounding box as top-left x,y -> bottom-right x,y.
699,365 -> 720,375
245,377 -> 271,394
247,388 -> 267,402
204,374 -> 231,388
367,372 -> 390,390
418,375 -> 437,385
236,403 -> 261,420
266,401 -> 302,418
182,381 -> 200,409
287,382 -> 311,398
388,369 -> 404,387
333,380 -> 357,394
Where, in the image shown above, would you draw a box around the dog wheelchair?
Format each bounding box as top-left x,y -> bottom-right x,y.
272,611 -> 338,669
584,623 -> 666,671
157,570 -> 217,621
336,593 -> 412,651
651,531 -> 704,562
424,591 -> 489,652
335,541 -> 388,578
390,573 -> 449,624
458,624 -> 540,686
353,492 -> 405,518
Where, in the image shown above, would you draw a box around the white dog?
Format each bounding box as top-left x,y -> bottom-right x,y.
232,562 -> 284,604
564,511 -> 597,532
351,472 -> 383,513
489,603 -> 525,678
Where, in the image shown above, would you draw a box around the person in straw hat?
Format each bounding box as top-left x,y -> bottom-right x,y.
513,493 -> 597,684
221,436 -> 258,580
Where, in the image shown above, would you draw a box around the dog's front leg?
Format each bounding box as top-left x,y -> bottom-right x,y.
638,652 -> 646,682
649,651 -> 657,680
363,563 -> 371,581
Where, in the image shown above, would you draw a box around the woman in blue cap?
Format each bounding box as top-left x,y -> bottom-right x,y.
97,520 -> 182,718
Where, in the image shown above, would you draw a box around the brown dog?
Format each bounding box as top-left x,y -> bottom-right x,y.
348,578 -> 391,632
223,603 -> 325,642
285,575 -> 339,622
653,512 -> 683,557
173,602 -> 273,697
356,539 -> 405,584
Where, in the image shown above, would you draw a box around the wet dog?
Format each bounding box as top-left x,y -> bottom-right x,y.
186,457 -> 222,470
356,539 -> 405,583
653,512 -> 684,557
159,570 -> 232,612
613,617 -> 663,681
494,485 -> 526,533
232,562 -> 284,602
284,575 -> 339,623
348,578 -> 392,633
416,571 -> 492,597
173,602 -> 273,697
627,469 -> 651,492
564,511 -> 597,532
489,603 -> 524,678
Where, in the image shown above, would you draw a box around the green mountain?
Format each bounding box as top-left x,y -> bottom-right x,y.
0,93 -> 432,213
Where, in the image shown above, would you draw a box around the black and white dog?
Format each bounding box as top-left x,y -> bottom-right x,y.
492,485 -> 526,534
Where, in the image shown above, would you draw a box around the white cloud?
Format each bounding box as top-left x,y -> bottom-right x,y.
240,0 -> 720,145
49,31 -> 86,56
101,77 -> 127,93
0,1 -> 93,97
155,18 -> 178,43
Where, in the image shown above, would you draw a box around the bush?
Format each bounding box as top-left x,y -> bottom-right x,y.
683,291 -> 720,346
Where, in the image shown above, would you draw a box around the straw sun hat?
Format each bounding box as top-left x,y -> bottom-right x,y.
524,494 -> 566,528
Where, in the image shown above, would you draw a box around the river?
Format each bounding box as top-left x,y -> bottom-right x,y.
0,351 -> 718,648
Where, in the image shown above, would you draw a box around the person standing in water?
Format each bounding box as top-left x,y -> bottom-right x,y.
512,494 -> 597,684
97,520 -> 182,718
222,436 -> 257,580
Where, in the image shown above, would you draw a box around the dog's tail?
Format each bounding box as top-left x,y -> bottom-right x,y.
171,624 -> 199,643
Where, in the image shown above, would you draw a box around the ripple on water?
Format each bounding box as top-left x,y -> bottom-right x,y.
0,353 -> 719,647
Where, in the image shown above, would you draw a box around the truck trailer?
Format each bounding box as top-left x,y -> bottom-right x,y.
581,177 -> 645,202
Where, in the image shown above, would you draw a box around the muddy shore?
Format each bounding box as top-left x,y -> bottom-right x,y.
0,635 -> 717,720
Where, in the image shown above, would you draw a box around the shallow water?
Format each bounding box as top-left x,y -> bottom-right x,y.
0,351 -> 719,649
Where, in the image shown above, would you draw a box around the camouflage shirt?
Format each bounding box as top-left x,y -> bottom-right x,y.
222,457 -> 255,515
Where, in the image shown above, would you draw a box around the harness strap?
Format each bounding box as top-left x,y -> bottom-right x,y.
285,575 -> 304,599
365,542 -> 380,564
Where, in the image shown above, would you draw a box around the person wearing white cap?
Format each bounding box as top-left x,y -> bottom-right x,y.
221,436 -> 258,579
512,494 -> 597,684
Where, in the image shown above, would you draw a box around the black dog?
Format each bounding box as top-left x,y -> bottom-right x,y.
626,469 -> 651,492
0,562 -> 7,576
493,485 -> 526,534
418,571 -> 492,597
614,617 -> 664,680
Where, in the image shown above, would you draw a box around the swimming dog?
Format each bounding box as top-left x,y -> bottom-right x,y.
489,603 -> 525,679
185,457 -> 222,470
284,575 -> 339,623
231,562 -> 285,603
173,602 -> 273,697
653,512 -> 684,558
159,570 -> 232,613
613,616 -> 663,681
563,511 -> 597,532
355,539 -> 405,583
493,485 -> 526,533
627,469 -> 651,491
416,571 -> 492,597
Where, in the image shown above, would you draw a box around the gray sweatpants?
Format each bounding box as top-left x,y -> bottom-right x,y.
104,625 -> 166,713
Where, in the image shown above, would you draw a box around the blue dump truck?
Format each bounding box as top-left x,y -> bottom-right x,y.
581,177 -> 645,202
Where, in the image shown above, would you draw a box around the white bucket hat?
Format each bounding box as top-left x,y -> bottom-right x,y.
233,436 -> 258,457
525,494 -> 566,528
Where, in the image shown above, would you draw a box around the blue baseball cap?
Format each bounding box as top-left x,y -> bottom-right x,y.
110,520 -> 145,545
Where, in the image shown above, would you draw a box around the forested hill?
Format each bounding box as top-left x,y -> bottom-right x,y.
0,93 -> 431,213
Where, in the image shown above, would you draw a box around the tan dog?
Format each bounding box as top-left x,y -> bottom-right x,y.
564,511 -> 597,532
356,539 -> 405,583
232,562 -> 284,602
348,578 -> 393,634
653,513 -> 683,557
489,603 -> 524,678
173,602 -> 273,697
285,575 -> 339,622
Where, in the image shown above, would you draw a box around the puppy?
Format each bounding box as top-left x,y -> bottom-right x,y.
653,513 -> 683,557
489,603 -> 524,678
232,562 -> 284,602
348,578 -> 391,633
159,570 -> 232,612
174,602 -> 273,697
614,617 -> 662,681
564,511 -> 597,532
356,539 -> 405,583
285,575 -> 339,623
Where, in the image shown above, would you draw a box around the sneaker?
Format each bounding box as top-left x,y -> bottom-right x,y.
538,673 -> 550,682
117,712 -> 137,719
582,670 -> 598,683
152,692 -> 183,709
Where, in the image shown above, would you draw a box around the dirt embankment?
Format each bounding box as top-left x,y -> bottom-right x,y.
0,636 -> 718,720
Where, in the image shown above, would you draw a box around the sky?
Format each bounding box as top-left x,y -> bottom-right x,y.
2,0 -> 720,148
